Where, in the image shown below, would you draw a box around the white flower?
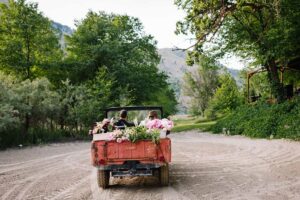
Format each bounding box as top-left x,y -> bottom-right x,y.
139,119 -> 148,127
116,138 -> 122,143
133,118 -> 138,126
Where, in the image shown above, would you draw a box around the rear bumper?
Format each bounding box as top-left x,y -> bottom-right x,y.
96,163 -> 164,170
96,163 -> 166,177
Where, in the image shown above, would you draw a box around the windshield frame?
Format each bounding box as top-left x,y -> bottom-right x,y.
104,106 -> 163,118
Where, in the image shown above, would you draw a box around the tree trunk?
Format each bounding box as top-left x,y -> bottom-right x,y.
266,59 -> 284,103
24,113 -> 30,135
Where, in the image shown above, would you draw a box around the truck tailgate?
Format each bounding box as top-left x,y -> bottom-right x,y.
91,138 -> 171,166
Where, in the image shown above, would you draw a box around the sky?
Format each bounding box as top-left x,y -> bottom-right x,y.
30,0 -> 191,48
30,0 -> 244,69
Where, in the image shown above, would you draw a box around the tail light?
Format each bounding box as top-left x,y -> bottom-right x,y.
99,159 -> 105,165
159,156 -> 165,162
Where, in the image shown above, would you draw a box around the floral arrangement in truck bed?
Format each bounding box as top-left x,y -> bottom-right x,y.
146,118 -> 174,131
109,126 -> 161,143
92,118 -> 174,143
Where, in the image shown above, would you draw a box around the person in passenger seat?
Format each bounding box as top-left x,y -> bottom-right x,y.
114,110 -> 135,129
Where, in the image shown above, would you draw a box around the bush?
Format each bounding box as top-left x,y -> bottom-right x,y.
211,98 -> 300,140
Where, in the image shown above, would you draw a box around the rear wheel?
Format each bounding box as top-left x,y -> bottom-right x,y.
97,169 -> 110,189
159,164 -> 169,186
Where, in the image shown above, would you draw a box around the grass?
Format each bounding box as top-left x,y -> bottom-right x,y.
172,115 -> 216,132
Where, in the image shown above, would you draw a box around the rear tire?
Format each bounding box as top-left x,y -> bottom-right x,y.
97,169 -> 110,189
159,164 -> 169,186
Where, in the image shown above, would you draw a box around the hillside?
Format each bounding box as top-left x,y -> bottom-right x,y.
157,48 -> 241,113
52,21 -> 73,35
52,21 -> 74,49
157,48 -> 192,113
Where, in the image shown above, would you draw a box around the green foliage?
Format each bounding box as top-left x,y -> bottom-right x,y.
0,0 -> 62,79
183,54 -> 219,116
172,121 -> 215,133
283,70 -> 300,86
211,98 -> 300,140
66,11 -> 173,105
0,71 -> 105,148
172,116 -> 214,132
0,72 -> 64,148
63,68 -> 114,127
206,73 -> 242,118
0,1 -> 177,148
124,126 -> 160,143
146,86 -> 178,117
176,0 -> 300,101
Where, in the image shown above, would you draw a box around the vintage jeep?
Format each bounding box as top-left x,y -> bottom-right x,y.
90,106 -> 171,189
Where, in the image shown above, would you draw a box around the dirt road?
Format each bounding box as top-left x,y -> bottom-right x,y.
0,131 -> 299,200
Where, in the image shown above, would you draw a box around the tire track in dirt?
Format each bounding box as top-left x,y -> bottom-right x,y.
168,132 -> 300,200
44,176 -> 90,200
0,150 -> 87,174
0,144 -> 91,200
0,161 -> 63,200
0,132 -> 300,200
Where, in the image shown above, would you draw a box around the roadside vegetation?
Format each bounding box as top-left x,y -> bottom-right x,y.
172,116 -> 215,133
1,0 -> 300,148
176,0 -> 300,140
0,0 -> 177,149
211,98 -> 300,140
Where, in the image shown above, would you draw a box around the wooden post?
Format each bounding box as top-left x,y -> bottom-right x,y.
247,73 -> 250,103
280,67 -> 284,83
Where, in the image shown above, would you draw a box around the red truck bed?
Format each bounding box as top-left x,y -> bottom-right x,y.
91,138 -> 171,166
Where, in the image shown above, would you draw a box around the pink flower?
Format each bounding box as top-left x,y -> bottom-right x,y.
114,130 -> 122,136
102,118 -> 110,124
108,133 -> 114,141
146,119 -> 163,129
161,118 -> 174,130
167,120 -> 174,130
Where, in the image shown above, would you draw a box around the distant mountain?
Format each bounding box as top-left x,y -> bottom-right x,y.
157,48 -> 193,113
227,68 -> 243,86
0,0 -> 72,49
52,22 -> 74,49
157,48 -> 241,113
158,48 -> 189,81
52,21 -> 73,36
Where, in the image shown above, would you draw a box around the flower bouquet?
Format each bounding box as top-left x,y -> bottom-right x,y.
109,126 -> 160,143
89,118 -> 114,135
108,118 -> 173,143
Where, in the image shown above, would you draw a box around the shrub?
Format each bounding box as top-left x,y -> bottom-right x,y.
211,98 -> 300,140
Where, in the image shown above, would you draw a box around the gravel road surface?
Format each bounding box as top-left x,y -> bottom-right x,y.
0,131 -> 300,200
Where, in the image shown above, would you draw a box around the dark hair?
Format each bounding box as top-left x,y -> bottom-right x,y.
120,109 -> 128,118
148,110 -> 158,119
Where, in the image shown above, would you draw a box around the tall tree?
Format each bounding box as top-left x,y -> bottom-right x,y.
175,0 -> 300,102
67,11 -> 175,106
0,0 -> 62,79
183,54 -> 219,116
207,73 -> 241,118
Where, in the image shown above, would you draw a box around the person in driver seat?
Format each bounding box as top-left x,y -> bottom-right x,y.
114,109 -> 135,129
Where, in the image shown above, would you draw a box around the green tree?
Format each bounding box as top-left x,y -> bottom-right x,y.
0,0 -> 62,79
66,11 -> 172,105
13,77 -> 60,134
147,86 -> 178,117
206,73 -> 241,118
183,54 -> 219,116
0,72 -> 21,133
65,68 -> 114,129
0,71 -> 60,137
175,0 -> 300,102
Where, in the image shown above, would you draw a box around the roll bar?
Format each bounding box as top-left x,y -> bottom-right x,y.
104,106 -> 163,118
